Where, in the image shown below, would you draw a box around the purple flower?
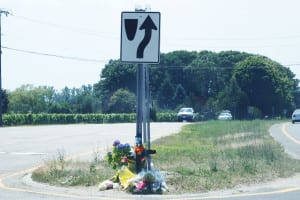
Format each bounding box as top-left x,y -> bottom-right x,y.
124,143 -> 130,149
117,143 -> 130,151
113,140 -> 120,147
116,143 -> 122,150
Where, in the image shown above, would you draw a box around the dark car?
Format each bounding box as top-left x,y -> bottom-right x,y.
177,107 -> 194,122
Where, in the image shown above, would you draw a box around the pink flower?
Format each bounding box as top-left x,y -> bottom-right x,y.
121,156 -> 128,163
136,180 -> 147,190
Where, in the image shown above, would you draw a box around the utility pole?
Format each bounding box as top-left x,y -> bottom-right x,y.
0,9 -> 10,127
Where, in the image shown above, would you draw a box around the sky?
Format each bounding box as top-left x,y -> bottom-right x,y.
1,0 -> 300,91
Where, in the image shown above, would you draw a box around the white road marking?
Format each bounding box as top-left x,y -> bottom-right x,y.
0,151 -> 47,155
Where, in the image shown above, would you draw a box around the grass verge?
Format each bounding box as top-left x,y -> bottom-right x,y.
32,150 -> 115,187
32,120 -> 300,194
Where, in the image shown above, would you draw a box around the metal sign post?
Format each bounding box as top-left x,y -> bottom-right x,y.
135,63 -> 144,173
121,10 -> 160,173
145,65 -> 152,170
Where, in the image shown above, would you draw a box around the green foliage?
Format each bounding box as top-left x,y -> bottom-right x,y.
156,113 -> 177,122
107,89 -> 135,113
3,112 -> 198,126
5,50 -> 299,118
2,113 -> 136,126
172,84 -> 186,106
157,76 -> 175,109
234,56 -> 297,117
3,112 -> 194,126
93,61 -> 136,112
213,77 -> 249,119
7,84 -> 101,114
1,89 -> 9,113
8,84 -> 55,114
94,50 -> 298,118
106,141 -> 131,170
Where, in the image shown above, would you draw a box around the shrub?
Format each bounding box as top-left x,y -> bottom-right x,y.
2,112 -> 186,126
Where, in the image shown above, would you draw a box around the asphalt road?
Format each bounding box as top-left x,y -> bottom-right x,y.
0,122 -> 300,200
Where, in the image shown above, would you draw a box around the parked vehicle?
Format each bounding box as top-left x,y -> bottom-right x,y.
292,109 -> 300,124
177,107 -> 194,122
217,110 -> 232,120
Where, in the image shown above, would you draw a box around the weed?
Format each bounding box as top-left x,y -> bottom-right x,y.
32,150 -> 114,187
208,152 -> 218,172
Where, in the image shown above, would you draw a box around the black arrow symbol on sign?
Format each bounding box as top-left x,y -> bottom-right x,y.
136,15 -> 157,59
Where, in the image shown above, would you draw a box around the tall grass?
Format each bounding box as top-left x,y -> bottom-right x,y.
151,120 -> 300,193
32,150 -> 114,187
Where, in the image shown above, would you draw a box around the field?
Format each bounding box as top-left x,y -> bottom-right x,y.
32,120 -> 300,194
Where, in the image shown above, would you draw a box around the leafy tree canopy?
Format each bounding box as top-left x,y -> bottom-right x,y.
94,50 -> 299,118
4,50 -> 298,119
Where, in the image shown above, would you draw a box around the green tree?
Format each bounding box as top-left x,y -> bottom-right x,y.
234,56 -> 297,117
107,89 -> 135,113
94,60 -> 136,112
214,77 -> 249,119
1,89 -> 9,113
8,85 -> 55,113
51,85 -> 100,113
172,84 -> 186,107
92,50 -> 299,117
157,76 -> 175,109
183,54 -> 220,110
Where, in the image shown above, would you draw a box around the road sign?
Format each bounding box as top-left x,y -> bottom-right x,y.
121,12 -> 160,63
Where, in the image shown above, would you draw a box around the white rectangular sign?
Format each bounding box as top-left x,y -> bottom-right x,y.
121,12 -> 160,63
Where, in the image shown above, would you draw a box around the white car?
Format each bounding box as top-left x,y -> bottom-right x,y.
292,109 -> 300,124
218,112 -> 232,120
177,107 -> 194,122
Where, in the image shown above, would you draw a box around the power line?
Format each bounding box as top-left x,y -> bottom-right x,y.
12,14 -> 300,42
5,45 -> 297,68
11,14 -> 119,39
1,46 -> 109,63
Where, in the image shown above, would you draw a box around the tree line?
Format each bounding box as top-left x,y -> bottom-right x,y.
1,50 -> 300,119
1,84 -> 100,114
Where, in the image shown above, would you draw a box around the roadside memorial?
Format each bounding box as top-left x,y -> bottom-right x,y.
99,140 -> 168,194
100,6 -> 163,194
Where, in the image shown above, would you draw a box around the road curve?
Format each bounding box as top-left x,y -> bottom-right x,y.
1,122 -> 300,200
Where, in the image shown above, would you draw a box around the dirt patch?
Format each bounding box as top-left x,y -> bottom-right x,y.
218,139 -> 264,149
216,132 -> 264,149
217,132 -> 255,140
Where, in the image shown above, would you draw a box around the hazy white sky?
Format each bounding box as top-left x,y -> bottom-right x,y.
1,0 -> 300,90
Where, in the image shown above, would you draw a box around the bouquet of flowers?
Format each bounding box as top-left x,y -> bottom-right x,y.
106,140 -> 132,169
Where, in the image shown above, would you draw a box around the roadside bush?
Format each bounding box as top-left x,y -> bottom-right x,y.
2,113 -> 138,126
156,113 -> 177,122
3,112 -> 194,126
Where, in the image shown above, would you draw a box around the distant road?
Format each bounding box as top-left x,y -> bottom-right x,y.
1,122 -> 300,200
